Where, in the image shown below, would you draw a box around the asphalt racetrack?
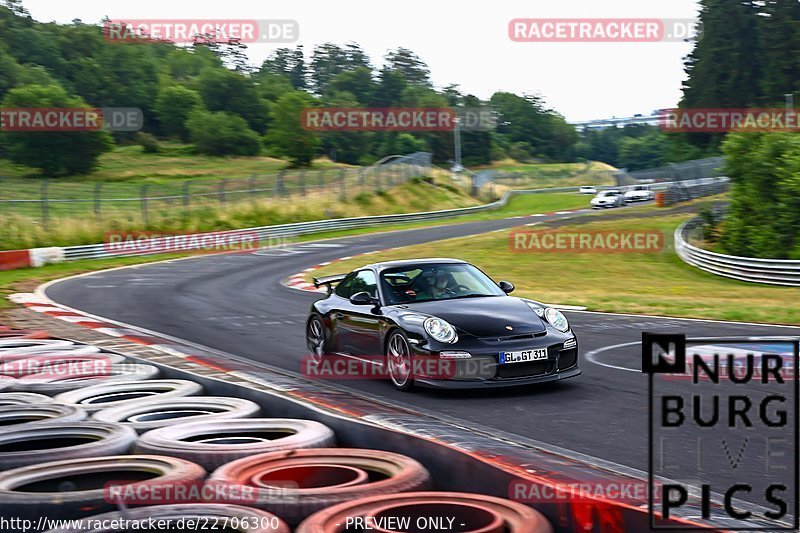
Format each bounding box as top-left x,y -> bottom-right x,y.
46,206 -> 800,509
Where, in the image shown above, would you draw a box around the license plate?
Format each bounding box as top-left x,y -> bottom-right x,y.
499,348 -> 548,364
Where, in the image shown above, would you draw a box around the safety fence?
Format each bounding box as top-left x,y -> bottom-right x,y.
675,216 -> 800,286
617,156 -> 725,185
660,176 -> 730,205
0,153 -> 433,226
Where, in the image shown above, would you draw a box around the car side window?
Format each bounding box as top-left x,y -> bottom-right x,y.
334,273 -> 356,298
350,270 -> 378,298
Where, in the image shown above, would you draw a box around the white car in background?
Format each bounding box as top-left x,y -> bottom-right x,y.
590,190 -> 625,208
579,186 -> 597,194
624,185 -> 655,203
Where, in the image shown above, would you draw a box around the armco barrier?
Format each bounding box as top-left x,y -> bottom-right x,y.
0,247 -> 64,271
675,219 -> 800,286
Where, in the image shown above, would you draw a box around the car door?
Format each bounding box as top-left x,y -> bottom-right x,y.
329,272 -> 356,353
338,269 -> 383,357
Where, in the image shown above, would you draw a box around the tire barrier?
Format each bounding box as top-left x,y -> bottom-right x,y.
0,347 -> 112,366
135,418 -> 336,470
53,379 -> 204,413
0,455 -> 206,523
0,403 -> 87,427
0,339 -> 76,357
0,377 -> 13,392
93,396 -> 262,434
0,350 -> 125,364
43,503 -> 291,533
0,392 -> 53,405
9,363 -> 160,395
0,421 -> 137,470
0,327 -> 49,340
0,331 -> 681,530
209,448 -> 432,525
296,492 -> 554,533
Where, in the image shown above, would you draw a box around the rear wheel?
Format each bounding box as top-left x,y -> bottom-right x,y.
306,315 -> 329,364
386,331 -> 414,392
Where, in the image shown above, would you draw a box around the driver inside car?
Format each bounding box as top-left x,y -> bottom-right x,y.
420,270 -> 454,300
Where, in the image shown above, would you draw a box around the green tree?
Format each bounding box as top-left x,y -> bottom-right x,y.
319,91 -> 374,164
0,83 -> 113,176
721,132 -> 800,259
251,72 -> 293,102
0,44 -> 21,98
617,132 -> 668,170
385,48 -> 431,87
259,46 -> 306,89
490,92 -> 576,161
265,91 -> 320,167
154,85 -> 202,141
310,42 -> 371,94
680,0 -> 762,151
185,109 -> 261,156
196,67 -> 269,133
326,67 -> 376,103
758,0 -> 800,101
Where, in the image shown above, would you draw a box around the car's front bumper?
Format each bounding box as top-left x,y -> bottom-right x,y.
409,332 -> 581,389
415,365 -> 581,389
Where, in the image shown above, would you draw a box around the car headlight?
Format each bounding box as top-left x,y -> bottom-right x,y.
525,301 -> 545,317
544,307 -> 570,332
423,317 -> 458,344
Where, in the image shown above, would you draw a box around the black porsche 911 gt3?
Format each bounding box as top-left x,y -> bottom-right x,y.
306,258 -> 580,391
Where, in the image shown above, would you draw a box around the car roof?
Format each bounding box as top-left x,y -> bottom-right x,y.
358,258 -> 468,272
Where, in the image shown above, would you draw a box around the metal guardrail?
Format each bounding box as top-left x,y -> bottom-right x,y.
60,187 -> 583,261
675,218 -> 800,286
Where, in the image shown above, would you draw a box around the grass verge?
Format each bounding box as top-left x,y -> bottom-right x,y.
309,213 -> 800,326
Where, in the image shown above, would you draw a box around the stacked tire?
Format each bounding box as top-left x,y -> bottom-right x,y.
0,330 -> 553,532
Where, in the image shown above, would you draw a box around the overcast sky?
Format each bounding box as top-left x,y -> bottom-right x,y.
21,0 -> 700,122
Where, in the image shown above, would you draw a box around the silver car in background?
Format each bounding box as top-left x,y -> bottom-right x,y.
590,189 -> 625,208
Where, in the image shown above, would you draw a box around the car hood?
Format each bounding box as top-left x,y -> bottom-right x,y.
402,296 -> 547,337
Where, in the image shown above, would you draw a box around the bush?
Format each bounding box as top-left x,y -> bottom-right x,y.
721,132 -> 800,258
264,91 -> 320,167
0,83 -> 113,176
154,85 -> 202,141
509,141 -> 534,163
135,132 -> 160,153
185,110 -> 261,156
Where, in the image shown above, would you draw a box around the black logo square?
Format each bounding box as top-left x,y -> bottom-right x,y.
642,332 -> 685,374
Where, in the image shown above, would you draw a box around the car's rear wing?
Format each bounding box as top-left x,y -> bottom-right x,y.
313,274 -> 346,294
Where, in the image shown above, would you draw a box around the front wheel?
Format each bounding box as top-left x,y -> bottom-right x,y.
386,331 -> 415,392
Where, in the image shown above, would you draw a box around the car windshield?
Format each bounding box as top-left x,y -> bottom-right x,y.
380,263 -> 505,304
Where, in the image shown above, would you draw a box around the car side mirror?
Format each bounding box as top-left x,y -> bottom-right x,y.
350,291 -> 378,305
498,281 -> 515,294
